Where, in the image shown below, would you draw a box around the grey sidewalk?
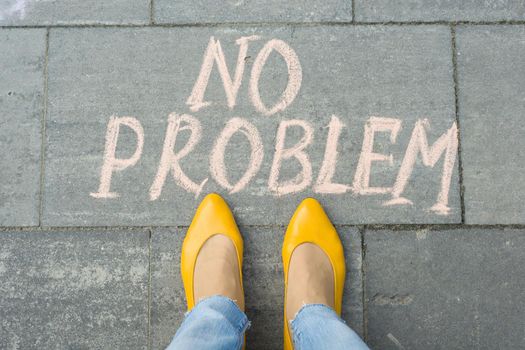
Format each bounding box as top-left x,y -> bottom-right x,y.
1,0 -> 525,349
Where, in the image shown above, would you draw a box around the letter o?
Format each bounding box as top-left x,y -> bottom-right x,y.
210,118 -> 264,193
249,39 -> 303,117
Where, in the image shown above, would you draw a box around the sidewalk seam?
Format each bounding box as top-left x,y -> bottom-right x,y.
450,25 -> 466,224
0,20 -> 525,29
147,228 -> 153,350
360,225 -> 368,342
38,28 -> 49,228
1,224 -> 525,232
149,0 -> 155,25
351,0 -> 356,23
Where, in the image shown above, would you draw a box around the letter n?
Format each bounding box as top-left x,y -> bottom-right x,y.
186,36 -> 260,112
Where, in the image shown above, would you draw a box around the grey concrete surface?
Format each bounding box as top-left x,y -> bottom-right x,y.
150,226 -> 363,349
0,0 -> 150,25
1,2 -> 525,348
355,0 -> 525,22
364,228 -> 525,349
43,25 -> 460,226
154,0 -> 352,24
149,228 -> 186,350
0,230 -> 149,349
457,26 -> 525,224
0,29 -> 45,226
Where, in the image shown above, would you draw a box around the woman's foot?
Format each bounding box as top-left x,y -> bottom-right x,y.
193,234 -> 245,310
282,197 -> 346,350
286,242 -> 335,320
181,193 -> 245,313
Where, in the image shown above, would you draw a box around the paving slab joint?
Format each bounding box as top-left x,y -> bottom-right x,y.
2,224 -> 525,232
149,0 -> 155,25
360,225 -> 368,342
450,24 -> 466,224
2,20 -> 525,30
38,28 -> 50,228
351,0 -> 356,23
147,228 -> 153,350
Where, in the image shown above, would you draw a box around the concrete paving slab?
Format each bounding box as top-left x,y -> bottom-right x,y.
355,0 -> 525,22
0,0 -> 150,25
150,226 -> 363,349
364,228 -> 525,349
154,0 -> 352,24
457,26 -> 525,224
43,26 -> 460,226
149,227 -> 186,350
0,29 -> 45,226
0,230 -> 149,349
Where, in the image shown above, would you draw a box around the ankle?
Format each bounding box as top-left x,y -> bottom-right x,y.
193,235 -> 244,310
286,243 -> 335,320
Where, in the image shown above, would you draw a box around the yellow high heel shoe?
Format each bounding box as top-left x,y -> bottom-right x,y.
282,198 -> 346,350
181,193 -> 246,347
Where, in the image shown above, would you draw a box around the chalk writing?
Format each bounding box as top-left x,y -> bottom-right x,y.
149,113 -> 208,200
269,119 -> 314,196
210,118 -> 264,194
314,115 -> 351,194
90,116 -> 144,199
90,35 -> 459,215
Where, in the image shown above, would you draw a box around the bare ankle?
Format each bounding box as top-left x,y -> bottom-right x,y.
286,243 -> 334,320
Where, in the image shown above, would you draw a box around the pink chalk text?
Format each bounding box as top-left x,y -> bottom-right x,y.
91,36 -> 459,215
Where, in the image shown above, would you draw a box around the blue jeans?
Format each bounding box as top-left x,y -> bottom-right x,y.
166,296 -> 370,350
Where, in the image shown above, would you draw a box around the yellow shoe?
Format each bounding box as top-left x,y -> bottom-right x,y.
180,193 -> 244,312
282,198 -> 346,350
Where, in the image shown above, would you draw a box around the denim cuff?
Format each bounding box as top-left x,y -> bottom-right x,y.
191,295 -> 250,334
291,303 -> 340,323
168,295 -> 250,350
290,304 -> 342,345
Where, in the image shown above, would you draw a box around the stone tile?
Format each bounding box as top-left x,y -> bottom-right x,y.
0,230 -> 149,349
0,29 -> 45,226
150,226 -> 363,349
364,228 -> 525,349
44,26 -> 459,226
154,0 -> 351,24
149,228 -> 186,350
355,0 -> 525,22
340,227 -> 365,337
457,26 -> 525,224
0,0 -> 149,25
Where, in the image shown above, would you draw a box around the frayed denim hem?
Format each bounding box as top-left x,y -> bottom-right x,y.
290,304 -> 342,346
186,295 -> 250,333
